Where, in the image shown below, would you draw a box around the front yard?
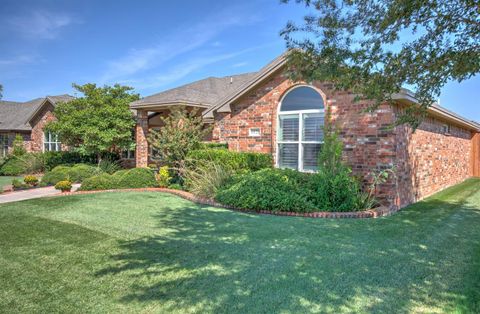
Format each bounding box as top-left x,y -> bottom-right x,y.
0,179 -> 479,313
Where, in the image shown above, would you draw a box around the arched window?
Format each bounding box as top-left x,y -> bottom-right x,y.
277,86 -> 325,171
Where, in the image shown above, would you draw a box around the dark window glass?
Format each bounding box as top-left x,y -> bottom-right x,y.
280,86 -> 324,111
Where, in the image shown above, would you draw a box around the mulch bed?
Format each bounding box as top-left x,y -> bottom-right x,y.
59,188 -> 399,219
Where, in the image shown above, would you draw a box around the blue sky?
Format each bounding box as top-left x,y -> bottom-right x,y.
0,0 -> 478,121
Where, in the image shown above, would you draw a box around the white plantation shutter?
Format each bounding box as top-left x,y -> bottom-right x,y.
277,86 -> 324,172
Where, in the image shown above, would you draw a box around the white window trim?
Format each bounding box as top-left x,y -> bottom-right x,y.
43,131 -> 61,152
276,86 -> 326,172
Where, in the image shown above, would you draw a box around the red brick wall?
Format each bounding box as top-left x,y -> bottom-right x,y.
212,69 -> 475,208
29,102 -> 58,152
394,113 -> 473,207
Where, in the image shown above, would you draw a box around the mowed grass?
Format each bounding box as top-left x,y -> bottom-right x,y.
1,179 -> 480,313
0,176 -> 22,187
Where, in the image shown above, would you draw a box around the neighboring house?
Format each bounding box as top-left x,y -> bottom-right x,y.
131,52 -> 480,208
0,95 -> 74,156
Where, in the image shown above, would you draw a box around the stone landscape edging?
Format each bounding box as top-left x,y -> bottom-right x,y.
59,187 -> 399,219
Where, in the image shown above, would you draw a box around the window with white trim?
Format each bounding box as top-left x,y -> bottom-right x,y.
0,134 -> 8,157
277,86 -> 325,172
43,131 -> 61,152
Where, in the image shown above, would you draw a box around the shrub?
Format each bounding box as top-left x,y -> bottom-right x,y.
184,161 -> 232,198
68,164 -> 101,182
41,168 -> 70,185
0,157 -> 27,175
12,178 -> 29,190
41,164 -> 101,185
98,159 -> 121,174
55,180 -> 72,192
198,142 -> 228,150
80,173 -> 119,191
216,168 -> 317,212
156,166 -> 171,188
115,168 -> 157,189
24,175 -> 39,186
80,168 -> 157,191
42,151 -> 119,171
187,149 -> 272,173
12,134 -> 27,156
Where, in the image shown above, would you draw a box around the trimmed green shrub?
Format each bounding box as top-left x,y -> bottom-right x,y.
187,149 -> 272,172
41,168 -> 70,185
68,164 -> 101,182
80,168 -> 157,191
41,164 -> 101,185
80,173 -> 119,191
216,168 -> 318,212
115,168 -> 157,189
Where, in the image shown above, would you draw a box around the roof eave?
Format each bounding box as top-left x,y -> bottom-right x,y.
392,90 -> 480,132
130,101 -> 211,110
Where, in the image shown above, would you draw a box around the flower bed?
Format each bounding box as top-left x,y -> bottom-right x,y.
58,188 -> 398,218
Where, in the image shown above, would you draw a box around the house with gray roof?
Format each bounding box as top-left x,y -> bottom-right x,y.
131,52 -> 480,208
0,95 -> 74,156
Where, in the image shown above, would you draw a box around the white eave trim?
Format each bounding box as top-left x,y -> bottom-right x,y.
393,90 -> 480,132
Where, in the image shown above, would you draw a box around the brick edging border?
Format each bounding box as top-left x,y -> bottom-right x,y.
58,188 -> 399,219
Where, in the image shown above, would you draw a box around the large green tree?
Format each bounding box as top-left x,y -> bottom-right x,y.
46,83 -> 139,161
0,84 -> 3,99
281,0 -> 480,128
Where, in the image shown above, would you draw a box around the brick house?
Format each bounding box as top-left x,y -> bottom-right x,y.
0,95 -> 74,156
131,52 -> 480,208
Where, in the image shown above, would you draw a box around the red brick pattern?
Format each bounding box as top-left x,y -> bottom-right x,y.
135,110 -> 149,168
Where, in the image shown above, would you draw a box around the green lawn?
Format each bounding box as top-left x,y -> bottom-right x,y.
1,179 -> 479,313
0,176 -> 22,187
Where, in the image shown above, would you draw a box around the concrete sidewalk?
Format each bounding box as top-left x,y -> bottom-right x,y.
0,184 -> 80,204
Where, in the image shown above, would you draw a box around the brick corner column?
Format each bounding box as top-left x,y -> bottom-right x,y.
135,110 -> 149,168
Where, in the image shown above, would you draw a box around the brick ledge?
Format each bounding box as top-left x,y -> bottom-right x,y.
58,188 -> 399,219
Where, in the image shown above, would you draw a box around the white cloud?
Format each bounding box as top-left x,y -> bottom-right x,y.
232,61 -> 248,68
100,8 -> 262,84
9,10 -> 75,39
0,55 -> 38,66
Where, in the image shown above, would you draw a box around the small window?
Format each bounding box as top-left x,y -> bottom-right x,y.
43,131 -> 61,152
0,134 -> 8,157
249,128 -> 261,137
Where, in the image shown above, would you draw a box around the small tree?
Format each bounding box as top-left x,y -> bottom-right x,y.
12,134 -> 27,156
148,107 -> 211,178
46,83 -> 138,163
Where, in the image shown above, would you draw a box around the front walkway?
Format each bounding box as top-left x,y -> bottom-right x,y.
0,184 -> 81,204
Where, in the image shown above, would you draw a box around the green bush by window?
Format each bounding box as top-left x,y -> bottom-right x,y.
187,149 -> 272,172
215,168 -> 318,212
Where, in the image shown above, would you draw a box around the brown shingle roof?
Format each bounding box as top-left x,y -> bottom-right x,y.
130,72 -> 257,108
0,94 -> 74,131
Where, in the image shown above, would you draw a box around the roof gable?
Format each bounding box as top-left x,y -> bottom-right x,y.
0,94 -> 73,131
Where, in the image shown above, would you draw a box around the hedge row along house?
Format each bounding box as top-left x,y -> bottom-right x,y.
130,52 -> 480,208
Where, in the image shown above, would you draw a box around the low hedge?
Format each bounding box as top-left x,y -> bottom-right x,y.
41,164 -> 101,185
0,154 -> 42,175
187,149 -> 272,172
79,168 -> 157,191
215,168 -> 317,212
215,168 -> 365,213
